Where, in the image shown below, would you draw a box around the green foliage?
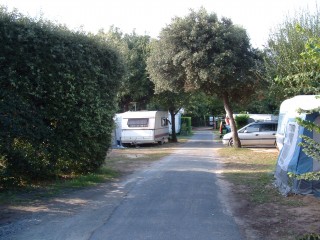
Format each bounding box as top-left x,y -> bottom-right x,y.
289,28 -> 320,183
234,114 -> 249,129
99,28 -> 154,111
265,9 -> 320,98
237,94 -> 279,114
150,91 -> 190,142
288,96 -> 320,181
182,93 -> 223,127
0,8 -> 124,188
0,167 -> 118,204
288,35 -> 320,177
297,233 -> 320,240
181,117 -> 192,135
288,171 -> 320,181
146,8 -> 263,148
297,112 -> 320,163
150,91 -> 190,113
148,8 -> 263,101
183,92 -> 224,118
296,101 -> 320,176
299,135 -> 320,161
277,26 -> 320,95
267,9 -> 320,183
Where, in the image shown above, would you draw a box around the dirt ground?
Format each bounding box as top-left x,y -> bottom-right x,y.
216,148 -> 320,240
1,131 -> 320,239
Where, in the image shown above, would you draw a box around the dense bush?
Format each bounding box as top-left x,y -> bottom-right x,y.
181,117 -> 192,135
234,114 -> 249,129
0,7 -> 124,187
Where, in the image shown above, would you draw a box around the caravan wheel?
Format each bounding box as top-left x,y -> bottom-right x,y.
158,138 -> 164,145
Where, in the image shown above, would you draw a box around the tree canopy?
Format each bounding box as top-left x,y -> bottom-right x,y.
147,8 -> 263,147
99,27 -> 154,111
265,9 -> 320,99
150,90 -> 191,142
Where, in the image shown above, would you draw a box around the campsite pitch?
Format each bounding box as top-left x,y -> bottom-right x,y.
0,128 -> 319,240
217,147 -> 320,239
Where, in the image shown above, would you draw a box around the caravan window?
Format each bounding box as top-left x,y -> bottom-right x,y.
127,118 -> 149,127
161,117 -> 169,126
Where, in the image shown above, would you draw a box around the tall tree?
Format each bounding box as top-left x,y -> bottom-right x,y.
150,91 -> 190,142
99,28 -> 154,111
265,8 -> 320,100
147,8 -> 263,147
147,38 -> 189,142
120,32 -> 154,111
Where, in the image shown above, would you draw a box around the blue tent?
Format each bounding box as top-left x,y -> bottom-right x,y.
275,111 -> 320,196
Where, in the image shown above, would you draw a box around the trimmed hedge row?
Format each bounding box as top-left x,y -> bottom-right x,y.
181,117 -> 192,135
234,114 -> 249,129
0,8 -> 124,187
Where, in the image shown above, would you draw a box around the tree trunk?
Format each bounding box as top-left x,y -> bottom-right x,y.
123,102 -> 130,112
222,93 -> 241,148
169,109 -> 178,142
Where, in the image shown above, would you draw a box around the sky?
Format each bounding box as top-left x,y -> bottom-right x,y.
1,0 -> 319,48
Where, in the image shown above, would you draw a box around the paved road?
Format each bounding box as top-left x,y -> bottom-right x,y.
1,130 -> 244,240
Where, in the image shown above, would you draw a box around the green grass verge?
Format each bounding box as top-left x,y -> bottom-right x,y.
177,132 -> 194,141
218,147 -> 303,206
0,167 -> 119,205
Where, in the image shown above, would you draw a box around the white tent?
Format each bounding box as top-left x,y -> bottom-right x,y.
276,95 -> 320,150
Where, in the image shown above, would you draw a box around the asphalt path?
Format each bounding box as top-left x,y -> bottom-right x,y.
1,130 -> 244,240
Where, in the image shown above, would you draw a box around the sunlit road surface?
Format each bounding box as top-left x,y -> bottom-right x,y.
2,130 -> 243,240
90,130 -> 243,240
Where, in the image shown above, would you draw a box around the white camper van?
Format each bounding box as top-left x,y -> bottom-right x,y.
276,95 -> 320,151
120,111 -> 169,145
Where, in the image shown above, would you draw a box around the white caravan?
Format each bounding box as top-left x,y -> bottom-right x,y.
276,95 -> 320,151
120,111 -> 169,145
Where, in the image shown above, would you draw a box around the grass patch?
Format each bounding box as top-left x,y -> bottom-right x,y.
212,130 -> 221,142
217,147 -> 303,206
1,143 -> 175,206
58,167 -> 119,188
0,167 -> 118,205
177,132 -> 194,142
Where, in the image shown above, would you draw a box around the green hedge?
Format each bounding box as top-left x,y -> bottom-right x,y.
181,117 -> 192,135
0,8 -> 124,187
234,114 -> 249,129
